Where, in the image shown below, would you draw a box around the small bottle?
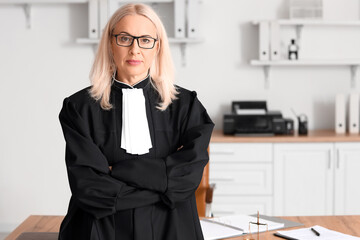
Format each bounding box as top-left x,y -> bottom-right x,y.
288,39 -> 299,60
205,184 -> 216,217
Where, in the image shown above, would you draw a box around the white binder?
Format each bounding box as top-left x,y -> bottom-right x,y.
270,21 -> 280,60
99,0 -> 108,35
335,94 -> 346,134
174,0 -> 186,38
187,0 -> 200,38
89,0 -> 99,39
349,93 -> 359,134
259,21 -> 270,61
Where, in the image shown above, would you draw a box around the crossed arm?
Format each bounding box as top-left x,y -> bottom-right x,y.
59,93 -> 214,219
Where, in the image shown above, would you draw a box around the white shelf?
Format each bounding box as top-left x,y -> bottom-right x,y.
251,19 -> 360,88
0,0 -> 88,28
278,19 -> 360,27
251,59 -> 360,66
112,0 -> 173,2
252,19 -> 360,27
250,60 -> 360,89
0,0 -> 88,3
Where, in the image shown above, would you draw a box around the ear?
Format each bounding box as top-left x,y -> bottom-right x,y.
155,40 -> 160,55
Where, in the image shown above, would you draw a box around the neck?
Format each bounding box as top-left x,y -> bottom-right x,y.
116,72 -> 149,86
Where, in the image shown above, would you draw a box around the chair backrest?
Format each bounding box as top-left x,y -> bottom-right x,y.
195,160 -> 209,217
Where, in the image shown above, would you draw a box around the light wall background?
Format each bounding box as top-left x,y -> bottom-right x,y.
1,0 -> 360,232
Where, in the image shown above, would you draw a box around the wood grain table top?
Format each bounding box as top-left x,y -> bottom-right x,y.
5,215 -> 360,240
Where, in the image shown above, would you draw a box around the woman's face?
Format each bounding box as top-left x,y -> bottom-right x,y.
111,15 -> 158,82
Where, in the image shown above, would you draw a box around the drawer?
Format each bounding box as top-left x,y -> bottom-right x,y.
211,196 -> 273,216
209,143 -> 272,163
209,163 -> 272,195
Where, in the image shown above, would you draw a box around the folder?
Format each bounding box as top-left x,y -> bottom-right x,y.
88,0 -> 99,39
99,0 -> 108,34
335,94 -> 346,134
174,0 -> 186,38
259,21 -> 270,61
270,20 -> 280,60
349,93 -> 359,134
187,0 -> 200,38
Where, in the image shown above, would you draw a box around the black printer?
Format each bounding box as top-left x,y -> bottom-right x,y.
223,101 -> 294,136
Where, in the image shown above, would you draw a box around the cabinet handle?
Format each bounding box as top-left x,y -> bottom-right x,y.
211,150 -> 235,155
337,149 -> 340,169
210,178 -> 235,182
328,150 -> 331,169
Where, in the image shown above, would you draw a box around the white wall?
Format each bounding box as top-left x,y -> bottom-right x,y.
1,0 -> 360,232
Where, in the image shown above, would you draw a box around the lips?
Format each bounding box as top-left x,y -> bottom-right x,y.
126,60 -> 142,65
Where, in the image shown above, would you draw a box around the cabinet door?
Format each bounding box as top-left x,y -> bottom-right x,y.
274,143 -> 334,216
210,162 -> 272,195
212,196 -> 273,216
335,143 -> 360,215
209,143 -> 273,216
209,143 -> 272,163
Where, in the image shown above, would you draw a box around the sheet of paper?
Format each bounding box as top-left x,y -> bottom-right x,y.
207,214 -> 285,234
200,219 -> 243,240
276,225 -> 360,240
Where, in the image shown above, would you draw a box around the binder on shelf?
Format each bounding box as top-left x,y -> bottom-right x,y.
187,0 -> 200,38
270,21 -> 280,60
349,93 -> 359,134
174,0 -> 186,38
335,94 -> 346,134
89,0 -> 99,39
259,21 -> 270,61
99,0 -> 108,34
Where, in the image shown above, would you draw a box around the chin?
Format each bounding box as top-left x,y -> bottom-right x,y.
125,69 -> 147,77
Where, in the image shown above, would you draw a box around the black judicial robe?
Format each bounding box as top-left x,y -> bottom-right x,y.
58,76 -> 214,240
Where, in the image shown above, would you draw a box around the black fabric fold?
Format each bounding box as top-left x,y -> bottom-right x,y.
58,82 -> 214,240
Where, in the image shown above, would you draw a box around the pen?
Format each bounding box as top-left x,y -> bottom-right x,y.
311,227 -> 320,236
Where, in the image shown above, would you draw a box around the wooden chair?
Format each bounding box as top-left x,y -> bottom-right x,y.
195,162 -> 210,217
195,146 -> 214,217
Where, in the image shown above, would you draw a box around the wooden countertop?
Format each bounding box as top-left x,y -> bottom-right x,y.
6,215 -> 360,240
227,215 -> 360,239
211,129 -> 360,143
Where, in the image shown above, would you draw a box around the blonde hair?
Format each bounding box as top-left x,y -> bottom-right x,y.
88,3 -> 178,111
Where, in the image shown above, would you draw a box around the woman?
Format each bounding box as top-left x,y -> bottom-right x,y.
58,3 -> 214,240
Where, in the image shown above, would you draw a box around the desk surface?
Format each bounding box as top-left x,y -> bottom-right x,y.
211,129 -> 360,143
6,215 -> 360,240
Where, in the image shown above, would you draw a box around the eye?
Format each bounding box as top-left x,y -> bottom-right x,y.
119,35 -> 132,42
140,38 -> 152,44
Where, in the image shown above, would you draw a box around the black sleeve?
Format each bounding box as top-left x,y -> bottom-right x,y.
111,92 -> 214,208
59,97 -> 161,220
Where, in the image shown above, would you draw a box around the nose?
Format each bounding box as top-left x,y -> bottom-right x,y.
129,39 -> 141,55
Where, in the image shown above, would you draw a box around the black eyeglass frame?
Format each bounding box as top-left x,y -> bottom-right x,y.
112,33 -> 158,49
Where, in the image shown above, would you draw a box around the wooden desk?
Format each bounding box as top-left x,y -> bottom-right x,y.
6,215 -> 360,240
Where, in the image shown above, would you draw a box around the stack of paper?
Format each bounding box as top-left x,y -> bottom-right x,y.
200,220 -> 243,240
200,214 -> 285,240
275,225 -> 360,240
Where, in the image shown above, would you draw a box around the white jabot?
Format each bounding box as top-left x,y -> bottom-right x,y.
121,88 -> 152,155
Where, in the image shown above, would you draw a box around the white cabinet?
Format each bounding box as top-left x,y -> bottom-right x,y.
273,142 -> 360,216
209,143 -> 273,216
334,143 -> 360,215
210,140 -> 360,217
273,143 -> 334,216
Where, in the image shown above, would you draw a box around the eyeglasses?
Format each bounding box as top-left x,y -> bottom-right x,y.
113,33 -> 158,49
